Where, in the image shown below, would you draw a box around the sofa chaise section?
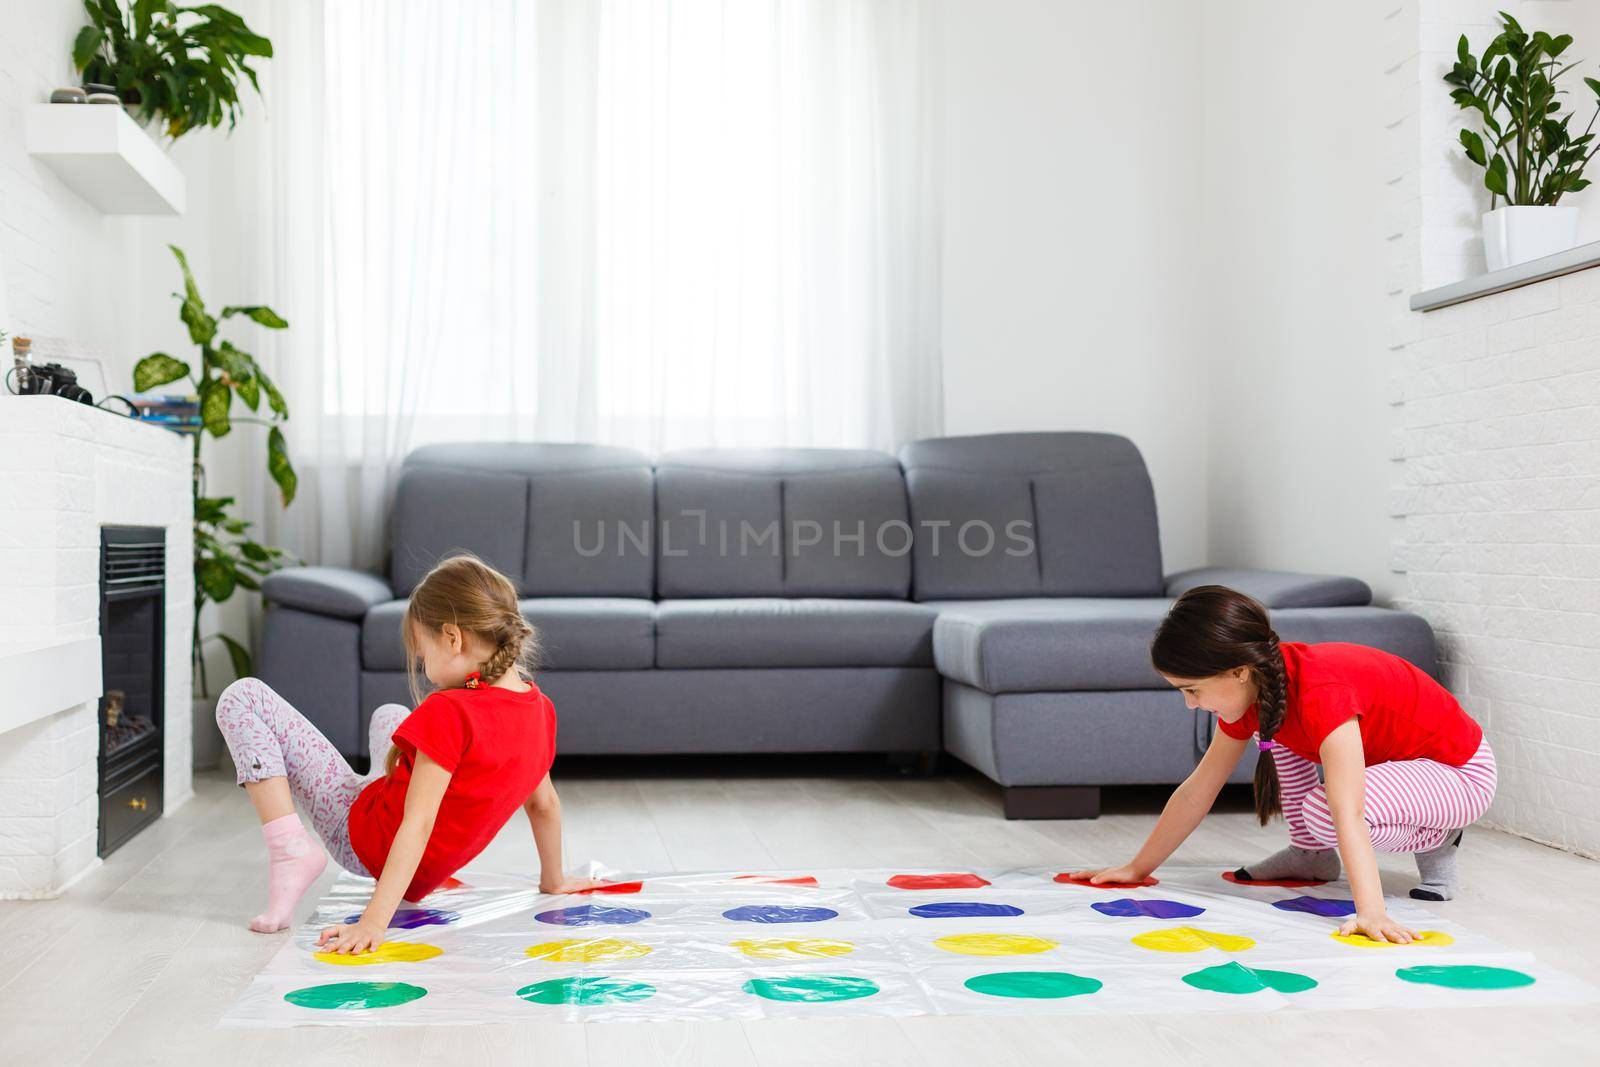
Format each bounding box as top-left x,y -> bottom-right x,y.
899,432 -> 1441,818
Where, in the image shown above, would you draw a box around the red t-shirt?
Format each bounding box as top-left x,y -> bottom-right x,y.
1217,641 -> 1481,766
349,681 -> 557,901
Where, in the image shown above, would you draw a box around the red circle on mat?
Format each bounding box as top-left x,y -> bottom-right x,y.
734,875 -> 820,887
574,881 -> 644,895
434,876 -> 467,892
1221,870 -> 1328,888
1052,873 -> 1160,889
888,873 -> 991,890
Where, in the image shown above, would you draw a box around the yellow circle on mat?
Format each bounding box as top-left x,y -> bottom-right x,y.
730,938 -> 856,960
313,941 -> 443,966
1131,927 -> 1256,953
934,933 -> 1059,957
525,938 -> 654,963
1330,929 -> 1454,949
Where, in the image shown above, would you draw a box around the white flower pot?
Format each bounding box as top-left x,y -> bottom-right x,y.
1482,205 -> 1579,272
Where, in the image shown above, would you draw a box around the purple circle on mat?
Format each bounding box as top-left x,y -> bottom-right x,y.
534,904 -> 652,927
343,907 -> 460,929
908,901 -> 1026,919
1090,898 -> 1206,919
1271,895 -> 1357,918
722,904 -> 840,924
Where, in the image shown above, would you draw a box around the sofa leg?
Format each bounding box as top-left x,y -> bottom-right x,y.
1002,785 -> 1101,820
887,751 -> 940,776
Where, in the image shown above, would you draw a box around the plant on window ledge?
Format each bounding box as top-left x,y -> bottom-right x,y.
133,245 -> 297,697
71,0 -> 272,142
1446,11 -> 1600,270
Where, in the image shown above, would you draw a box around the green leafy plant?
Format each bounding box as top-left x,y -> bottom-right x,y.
71,0 -> 271,141
1445,10 -> 1600,207
134,245 -> 296,697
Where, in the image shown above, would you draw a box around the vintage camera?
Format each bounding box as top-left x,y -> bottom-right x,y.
19,361 -> 94,404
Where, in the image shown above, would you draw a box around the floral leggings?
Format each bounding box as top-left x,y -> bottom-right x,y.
215,677 -> 410,876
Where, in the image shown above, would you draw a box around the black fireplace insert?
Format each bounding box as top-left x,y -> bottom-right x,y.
98,526 -> 166,856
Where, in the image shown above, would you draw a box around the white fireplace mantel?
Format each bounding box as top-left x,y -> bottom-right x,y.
0,395 -> 194,898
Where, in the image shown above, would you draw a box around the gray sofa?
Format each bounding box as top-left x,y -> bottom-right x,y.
258,432 -> 1436,818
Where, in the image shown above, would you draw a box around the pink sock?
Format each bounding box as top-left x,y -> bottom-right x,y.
250,813 -> 327,933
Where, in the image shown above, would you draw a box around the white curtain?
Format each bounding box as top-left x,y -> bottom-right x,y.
246,0 -> 941,572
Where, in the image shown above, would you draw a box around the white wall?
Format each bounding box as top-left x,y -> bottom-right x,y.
1198,0 -> 1399,602
939,0 -> 1210,574
0,0 -> 258,703
1385,0 -> 1600,858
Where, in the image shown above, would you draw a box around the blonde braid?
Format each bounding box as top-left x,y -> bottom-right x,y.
476,612 -> 536,684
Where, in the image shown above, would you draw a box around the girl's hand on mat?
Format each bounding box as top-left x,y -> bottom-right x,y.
1068,864 -> 1145,885
1340,912 -> 1418,944
317,918 -> 386,955
540,874 -> 604,895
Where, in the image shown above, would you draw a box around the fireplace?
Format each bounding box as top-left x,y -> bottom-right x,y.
98,526 -> 166,856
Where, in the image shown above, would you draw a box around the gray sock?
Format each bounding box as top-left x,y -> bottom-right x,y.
1410,829 -> 1464,901
1236,844 -> 1342,883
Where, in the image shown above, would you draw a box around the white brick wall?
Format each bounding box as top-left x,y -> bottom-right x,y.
0,395 -> 192,898
1388,1 -> 1600,859
0,1 -> 126,346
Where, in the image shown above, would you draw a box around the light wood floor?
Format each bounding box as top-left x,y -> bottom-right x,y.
2,759 -> 1597,1066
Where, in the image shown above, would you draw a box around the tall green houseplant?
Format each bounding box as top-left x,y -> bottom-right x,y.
72,0 -> 271,141
1446,10 -> 1600,206
134,246 -> 297,696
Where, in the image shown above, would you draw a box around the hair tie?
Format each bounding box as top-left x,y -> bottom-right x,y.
464,670 -> 482,689
1258,739 -> 1276,752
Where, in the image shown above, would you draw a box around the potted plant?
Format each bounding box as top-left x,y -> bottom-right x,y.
70,0 -> 271,143
1446,11 -> 1600,271
133,246 -> 296,768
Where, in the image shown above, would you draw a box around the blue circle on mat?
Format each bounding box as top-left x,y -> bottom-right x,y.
1090,898 -> 1205,919
908,901 -> 1026,919
344,907 -> 460,929
1271,895 -> 1357,918
722,904 -> 840,924
534,904 -> 652,927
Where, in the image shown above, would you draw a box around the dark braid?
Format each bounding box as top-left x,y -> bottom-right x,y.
1150,585 -> 1288,826
1249,632 -> 1287,825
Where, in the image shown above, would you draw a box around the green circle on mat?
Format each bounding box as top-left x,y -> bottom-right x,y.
516,975 -> 657,1005
1182,962 -> 1317,995
1395,965 -> 1536,991
963,971 -> 1103,999
283,981 -> 428,1010
742,975 -> 881,1003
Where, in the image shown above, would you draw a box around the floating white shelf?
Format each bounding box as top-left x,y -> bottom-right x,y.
24,103 -> 185,216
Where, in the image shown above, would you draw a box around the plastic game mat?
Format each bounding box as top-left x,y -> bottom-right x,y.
222,866 -> 1599,1026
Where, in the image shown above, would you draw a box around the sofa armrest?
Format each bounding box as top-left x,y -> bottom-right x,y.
1165,567 -> 1372,609
262,566 -> 394,619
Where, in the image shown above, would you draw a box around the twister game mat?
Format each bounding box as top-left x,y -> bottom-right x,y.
222,866 -> 1598,1026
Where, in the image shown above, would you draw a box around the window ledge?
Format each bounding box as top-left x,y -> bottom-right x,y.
1410,239 -> 1600,312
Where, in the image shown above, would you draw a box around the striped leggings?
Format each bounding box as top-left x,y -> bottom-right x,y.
1273,737 -> 1497,853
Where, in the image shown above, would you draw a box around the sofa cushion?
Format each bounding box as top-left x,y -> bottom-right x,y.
655,598 -> 936,668
930,598 -> 1174,692
932,599 -> 1441,694
389,465 -> 528,596
900,433 -> 1165,600
654,449 -> 912,598
391,443 -> 654,598
361,597 -> 656,671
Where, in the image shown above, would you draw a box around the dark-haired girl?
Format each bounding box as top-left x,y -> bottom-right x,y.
1070,585 -> 1496,944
